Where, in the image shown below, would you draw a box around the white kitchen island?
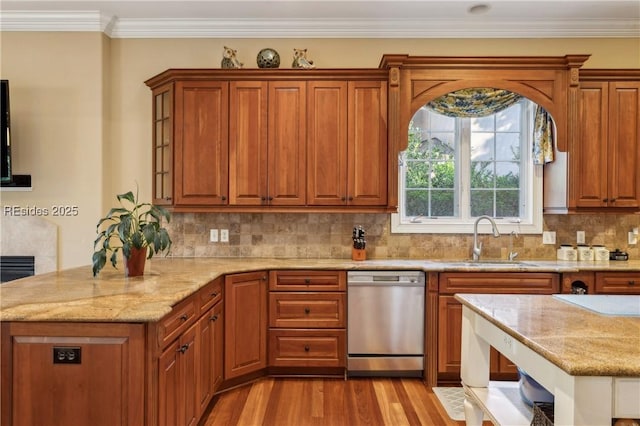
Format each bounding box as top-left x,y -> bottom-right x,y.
456,294 -> 640,426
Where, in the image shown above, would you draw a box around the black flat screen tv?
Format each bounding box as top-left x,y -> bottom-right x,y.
1,79 -> 11,183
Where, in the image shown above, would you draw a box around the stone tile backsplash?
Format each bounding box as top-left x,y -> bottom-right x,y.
165,212 -> 639,261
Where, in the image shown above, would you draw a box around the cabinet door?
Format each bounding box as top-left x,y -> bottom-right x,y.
152,83 -> 174,206
229,81 -> 268,205
573,81 -> 609,208
608,82 -> 640,208
197,302 -> 223,414
268,81 -> 307,205
348,81 -> 388,206
159,323 -> 198,426
174,81 -> 229,206
224,271 -> 268,379
307,81 -> 348,205
7,323 -> 144,426
437,295 -> 463,375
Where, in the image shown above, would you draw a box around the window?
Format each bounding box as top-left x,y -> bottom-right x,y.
392,96 -> 543,234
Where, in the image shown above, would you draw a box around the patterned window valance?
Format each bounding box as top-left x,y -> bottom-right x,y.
426,88 -> 555,164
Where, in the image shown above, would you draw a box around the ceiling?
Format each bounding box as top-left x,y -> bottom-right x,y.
1,0 -> 639,38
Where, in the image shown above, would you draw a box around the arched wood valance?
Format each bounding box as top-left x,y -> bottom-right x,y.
379,54 -> 590,154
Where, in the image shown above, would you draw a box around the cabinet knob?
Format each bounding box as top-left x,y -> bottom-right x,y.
221,196 -> 227,201
211,291 -> 218,298
610,198 -> 616,202
179,314 -> 188,322
304,278 -> 311,284
348,196 -> 354,201
210,314 -> 219,322
603,198 -> 608,203
304,345 -> 310,352
629,280 -> 636,286
304,307 -> 311,314
164,197 -> 172,201
262,275 -> 267,281
177,344 -> 189,354
341,196 -> 346,202
268,196 -> 274,201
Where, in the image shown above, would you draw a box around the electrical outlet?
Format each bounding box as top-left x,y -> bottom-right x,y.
53,347 -> 81,364
220,229 -> 229,243
542,231 -> 556,245
576,231 -> 585,244
209,229 -> 218,242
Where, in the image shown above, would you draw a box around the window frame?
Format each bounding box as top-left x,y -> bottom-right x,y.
391,98 -> 543,235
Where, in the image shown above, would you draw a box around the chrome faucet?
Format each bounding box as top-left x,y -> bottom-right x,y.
509,230 -> 519,261
472,215 -> 501,261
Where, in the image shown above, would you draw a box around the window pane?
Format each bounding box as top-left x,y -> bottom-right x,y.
496,162 -> 519,188
471,115 -> 494,132
496,103 -> 521,131
471,134 -> 495,161
432,161 -> 454,189
406,161 -> 430,188
496,190 -> 520,217
431,190 -> 455,216
470,190 -> 494,217
406,189 -> 429,216
471,161 -> 495,189
496,133 -> 520,161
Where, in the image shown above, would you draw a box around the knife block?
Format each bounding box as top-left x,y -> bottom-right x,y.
352,248 -> 366,261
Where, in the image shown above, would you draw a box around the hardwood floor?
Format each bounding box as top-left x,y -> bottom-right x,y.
201,377 -> 471,426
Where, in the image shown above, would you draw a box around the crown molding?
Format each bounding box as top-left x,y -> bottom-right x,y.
1,11 -> 639,39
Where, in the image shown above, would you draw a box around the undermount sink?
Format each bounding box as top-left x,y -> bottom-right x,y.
455,260 -> 536,267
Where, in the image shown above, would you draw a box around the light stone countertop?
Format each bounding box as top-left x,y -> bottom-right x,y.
455,293 -> 640,377
1,257 -> 639,322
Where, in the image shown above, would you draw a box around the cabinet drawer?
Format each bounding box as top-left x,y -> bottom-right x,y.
199,277 -> 223,314
439,272 -> 559,294
157,296 -> 197,348
268,329 -> 346,367
595,272 -> 640,294
269,270 -> 346,291
269,292 -> 345,328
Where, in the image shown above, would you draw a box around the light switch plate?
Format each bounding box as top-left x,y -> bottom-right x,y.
209,229 -> 218,242
220,229 -> 229,243
542,231 -> 556,245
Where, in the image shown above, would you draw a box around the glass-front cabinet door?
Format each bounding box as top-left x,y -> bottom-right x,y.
152,83 -> 173,205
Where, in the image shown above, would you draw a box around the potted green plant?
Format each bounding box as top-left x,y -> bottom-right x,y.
92,189 -> 172,277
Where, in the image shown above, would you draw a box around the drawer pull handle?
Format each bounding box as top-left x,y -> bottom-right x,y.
304,307 -> 311,314
177,344 -> 190,354
629,280 -> 636,286
211,291 -> 219,297
210,314 -> 219,322
179,314 -> 188,322
305,278 -> 311,284
304,345 -> 310,352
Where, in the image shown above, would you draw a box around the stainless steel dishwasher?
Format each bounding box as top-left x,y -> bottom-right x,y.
347,270 -> 425,377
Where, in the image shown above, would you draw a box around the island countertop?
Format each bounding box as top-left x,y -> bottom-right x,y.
455,293 -> 640,377
1,257 -> 639,322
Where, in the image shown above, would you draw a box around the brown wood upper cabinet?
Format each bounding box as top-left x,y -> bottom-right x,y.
571,70 -> 640,210
229,81 -> 306,206
145,69 -> 389,212
307,80 -> 388,206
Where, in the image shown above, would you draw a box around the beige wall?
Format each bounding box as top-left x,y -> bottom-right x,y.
1,34 -> 639,269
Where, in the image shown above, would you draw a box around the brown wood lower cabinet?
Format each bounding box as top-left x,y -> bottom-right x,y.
0,322 -> 145,426
224,271 -> 268,380
436,272 -> 560,384
268,270 -> 346,372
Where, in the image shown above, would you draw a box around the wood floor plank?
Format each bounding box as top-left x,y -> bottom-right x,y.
344,378 -> 385,426
372,379 -> 410,426
202,377 -> 475,426
235,378 -> 275,426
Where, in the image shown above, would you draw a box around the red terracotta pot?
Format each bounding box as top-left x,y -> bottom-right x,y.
125,246 -> 147,277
